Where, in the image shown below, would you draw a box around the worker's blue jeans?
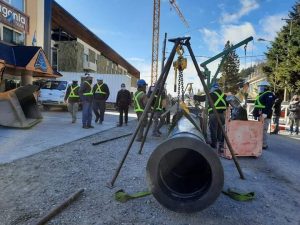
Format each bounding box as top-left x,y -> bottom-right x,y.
93,100 -> 106,122
82,101 -> 92,126
209,112 -> 225,148
273,116 -> 280,133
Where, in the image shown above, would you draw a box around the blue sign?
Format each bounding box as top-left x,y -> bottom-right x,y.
35,51 -> 48,72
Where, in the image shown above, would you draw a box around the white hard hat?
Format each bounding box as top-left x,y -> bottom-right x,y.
257,81 -> 270,86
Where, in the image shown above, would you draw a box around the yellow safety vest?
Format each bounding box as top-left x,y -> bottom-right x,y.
134,91 -> 144,112
254,91 -> 271,109
69,85 -> 79,98
83,81 -> 93,96
95,83 -> 106,94
208,91 -> 227,112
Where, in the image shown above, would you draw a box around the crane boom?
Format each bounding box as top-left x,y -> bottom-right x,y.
151,0 -> 160,85
169,0 -> 189,28
150,0 -> 188,85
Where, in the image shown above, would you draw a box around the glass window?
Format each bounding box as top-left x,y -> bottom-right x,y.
83,54 -> 88,62
5,0 -> 24,12
3,27 -> 24,45
14,32 -> 24,45
3,27 -> 13,43
52,48 -> 58,71
42,81 -> 67,91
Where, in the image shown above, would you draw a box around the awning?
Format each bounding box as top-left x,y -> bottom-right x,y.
0,42 -> 58,78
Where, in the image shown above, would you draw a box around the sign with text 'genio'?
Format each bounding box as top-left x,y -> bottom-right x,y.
0,0 -> 29,33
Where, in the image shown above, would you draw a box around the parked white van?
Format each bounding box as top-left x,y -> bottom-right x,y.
39,80 -> 69,109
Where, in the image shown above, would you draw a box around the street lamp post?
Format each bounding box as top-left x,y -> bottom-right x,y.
257,38 -> 278,92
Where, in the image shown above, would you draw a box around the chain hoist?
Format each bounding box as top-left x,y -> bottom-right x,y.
173,45 -> 187,103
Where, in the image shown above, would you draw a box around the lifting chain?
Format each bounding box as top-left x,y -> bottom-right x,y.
173,44 -> 187,104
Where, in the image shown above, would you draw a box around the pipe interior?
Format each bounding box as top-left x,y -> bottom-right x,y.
158,148 -> 212,198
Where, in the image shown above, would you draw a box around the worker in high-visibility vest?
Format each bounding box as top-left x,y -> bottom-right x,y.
208,82 -> 228,151
93,78 -> 110,124
79,75 -> 94,129
148,84 -> 166,137
64,80 -> 80,123
134,79 -> 148,142
253,81 -> 275,149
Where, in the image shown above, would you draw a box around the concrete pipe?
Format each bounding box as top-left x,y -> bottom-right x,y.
146,116 -> 224,213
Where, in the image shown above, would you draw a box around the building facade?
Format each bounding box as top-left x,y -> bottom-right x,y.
0,0 -> 139,89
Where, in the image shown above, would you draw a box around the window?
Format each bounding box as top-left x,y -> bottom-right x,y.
42,81 -> 67,91
4,0 -> 24,12
83,54 -> 88,62
3,27 -> 13,43
51,48 -> 58,71
3,27 -> 24,45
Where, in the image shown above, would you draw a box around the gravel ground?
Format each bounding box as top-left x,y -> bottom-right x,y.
0,121 -> 299,225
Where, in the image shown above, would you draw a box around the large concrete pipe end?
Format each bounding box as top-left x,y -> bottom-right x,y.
146,133 -> 224,213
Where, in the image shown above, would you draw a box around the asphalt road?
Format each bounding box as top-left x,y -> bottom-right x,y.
0,117 -> 299,225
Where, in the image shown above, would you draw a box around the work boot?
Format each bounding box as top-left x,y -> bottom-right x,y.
136,136 -> 143,142
218,144 -> 224,153
262,145 -> 268,150
210,143 -> 217,149
152,132 -> 161,137
82,125 -> 88,129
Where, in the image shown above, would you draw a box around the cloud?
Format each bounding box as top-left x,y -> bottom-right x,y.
258,14 -> 285,41
222,22 -> 256,44
199,22 -> 256,54
199,28 -> 221,53
221,0 -> 259,24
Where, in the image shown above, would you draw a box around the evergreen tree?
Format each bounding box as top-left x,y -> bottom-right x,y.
263,1 -> 300,95
219,41 -> 241,94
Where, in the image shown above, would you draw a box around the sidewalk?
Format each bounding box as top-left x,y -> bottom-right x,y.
0,110 -> 136,164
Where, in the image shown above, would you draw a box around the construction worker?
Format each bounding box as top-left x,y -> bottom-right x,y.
150,85 -> 165,137
271,95 -> 282,134
93,78 -> 110,124
208,83 -> 228,151
253,81 -> 275,149
64,80 -> 80,123
236,81 -> 249,107
80,75 -> 94,129
116,83 -> 131,127
134,79 -> 148,142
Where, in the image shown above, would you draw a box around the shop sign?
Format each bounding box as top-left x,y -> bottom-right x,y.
0,0 -> 29,33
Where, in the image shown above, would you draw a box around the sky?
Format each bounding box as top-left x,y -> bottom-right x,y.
56,0 -> 295,94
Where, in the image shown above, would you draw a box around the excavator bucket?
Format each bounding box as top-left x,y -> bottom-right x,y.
0,85 -> 42,128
